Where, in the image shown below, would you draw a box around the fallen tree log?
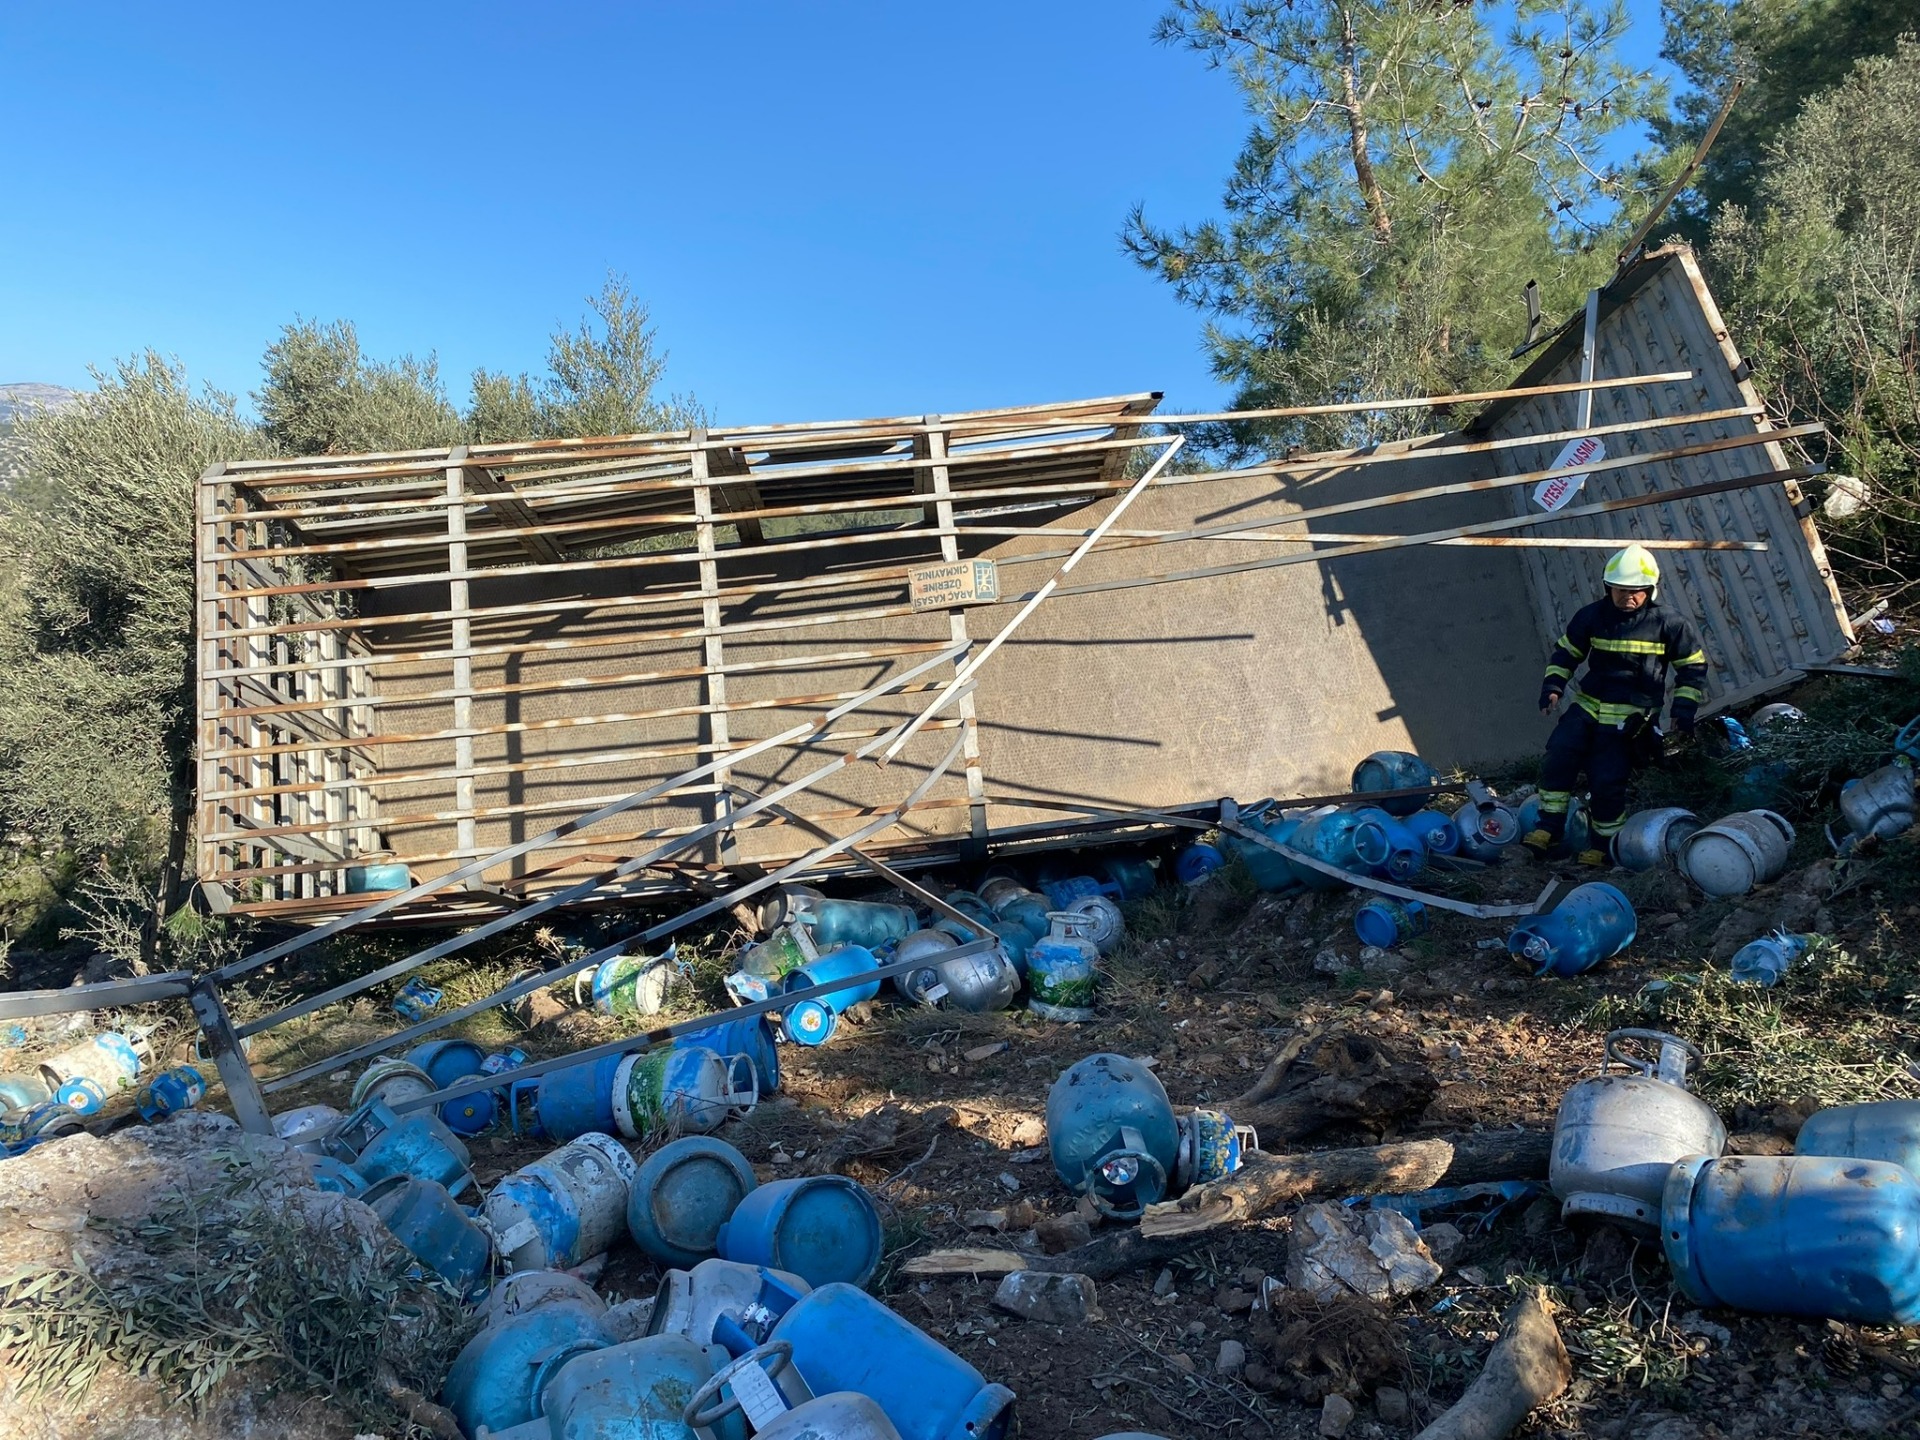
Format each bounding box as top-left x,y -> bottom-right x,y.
900,1129 -> 1551,1281
1140,1129 -> 1552,1238
1413,1286 -> 1568,1440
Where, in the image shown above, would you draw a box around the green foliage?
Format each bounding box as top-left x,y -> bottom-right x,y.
0,276 -> 696,882
469,274 -> 706,442
257,318 -> 464,455
0,356 -> 264,856
1654,0 -> 1920,229
1125,1 -> 1665,456
1705,37 -> 1920,582
0,1153 -> 469,1421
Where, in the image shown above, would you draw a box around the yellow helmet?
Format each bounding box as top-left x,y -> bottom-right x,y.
1603,543 -> 1660,590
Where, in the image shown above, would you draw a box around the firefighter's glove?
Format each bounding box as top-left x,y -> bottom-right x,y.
1539,685 -> 1563,716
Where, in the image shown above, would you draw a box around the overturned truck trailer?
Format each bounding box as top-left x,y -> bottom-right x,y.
194,246 -> 1849,924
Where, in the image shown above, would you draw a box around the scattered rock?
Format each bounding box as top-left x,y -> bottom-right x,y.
1153,1267 -> 1176,1297
1374,1385 -> 1410,1424
1581,1222 -> 1635,1281
1653,912 -> 1682,928
1631,1415 -> 1701,1440
1170,1352 -> 1196,1375
1320,1392 -> 1356,1437
964,1209 -> 1009,1231
1187,959 -> 1222,989
1184,1319 -> 1207,1338
1216,1338 -> 1247,1376
992,1270 -> 1100,1326
1836,1395 -> 1891,1434
1073,1193 -> 1103,1224
1215,1284 -> 1255,1314
963,1041 -> 1009,1063
1678,1311 -> 1733,1348
1421,1221 -> 1466,1268
1239,1265 -> 1268,1288
1009,1115 -> 1046,1147
1313,948 -> 1349,976
1286,1202 -> 1442,1303
1360,947 -> 1408,976
996,1171 -> 1022,1193
1035,1213 -> 1091,1254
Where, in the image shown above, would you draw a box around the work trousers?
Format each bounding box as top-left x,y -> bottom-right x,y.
1538,705 -> 1637,841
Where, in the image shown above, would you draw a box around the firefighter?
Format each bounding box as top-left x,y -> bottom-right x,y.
1523,543 -> 1708,865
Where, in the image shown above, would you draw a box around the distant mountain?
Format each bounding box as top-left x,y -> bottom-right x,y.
0,384 -> 80,484
0,383 -> 79,427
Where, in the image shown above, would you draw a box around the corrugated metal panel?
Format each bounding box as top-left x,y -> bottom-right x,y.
1474,247 -> 1851,712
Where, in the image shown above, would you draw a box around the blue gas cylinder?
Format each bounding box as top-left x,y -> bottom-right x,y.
364,1174 -> 493,1300
1037,872 -> 1122,908
1351,807 -> 1428,882
392,978 -> 443,1021
1663,1153 -> 1920,1325
1506,882 -> 1636,978
628,1135 -> 759,1268
442,1296 -> 611,1436
405,1038 -> 498,1135
335,1099 -> 474,1197
1026,912 -> 1100,1023
792,896 -> 917,951
979,878 -> 1052,940
715,1175 -> 883,1290
1286,809 -> 1370,890
0,1101 -> 86,1153
1095,855 -> 1157,901
1174,841 -> 1227,884
134,1065 -> 206,1123
677,1015 -> 780,1098
1351,751 -> 1438,816
1354,899 -> 1428,950
1045,1053 -> 1180,1217
306,1154 -> 369,1196
1518,793 -> 1592,855
345,861 -> 413,893
0,1073 -> 50,1110
1222,810 -> 1304,893
53,1077 -> 108,1116
484,1133 -> 637,1273
533,1052 -> 626,1141
1452,798 -> 1524,861
529,1333 -> 749,1440
761,1283 -> 1015,1440
1796,1099 -> 1920,1176
1728,931 -> 1813,986
782,945 -> 881,1048
1404,810 -> 1460,857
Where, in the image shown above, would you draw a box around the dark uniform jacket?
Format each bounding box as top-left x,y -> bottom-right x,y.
1540,599 -> 1708,729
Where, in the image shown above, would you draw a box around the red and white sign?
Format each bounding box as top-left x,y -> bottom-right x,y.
1532,434 -> 1607,512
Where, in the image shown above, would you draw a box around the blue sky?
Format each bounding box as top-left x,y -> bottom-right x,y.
0,1 -> 1675,427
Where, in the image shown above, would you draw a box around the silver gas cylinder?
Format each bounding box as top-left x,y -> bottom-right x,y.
1550,1028 -> 1725,1234
1837,759 -> 1915,848
889,930 -> 960,1006
934,944 -> 1020,1014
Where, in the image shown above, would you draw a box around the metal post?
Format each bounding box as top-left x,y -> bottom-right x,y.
1576,290 -> 1600,433
189,978 -> 274,1134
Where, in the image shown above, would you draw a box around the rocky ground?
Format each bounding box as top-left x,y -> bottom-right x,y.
1,662 -> 1917,1439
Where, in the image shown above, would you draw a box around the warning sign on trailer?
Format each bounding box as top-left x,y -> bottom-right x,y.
909,559 -> 1001,611
1532,435 -> 1607,512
